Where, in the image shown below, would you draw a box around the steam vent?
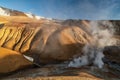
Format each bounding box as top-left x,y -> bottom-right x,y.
0,6 -> 120,80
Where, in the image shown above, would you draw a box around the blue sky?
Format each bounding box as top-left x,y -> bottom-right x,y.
0,0 -> 120,20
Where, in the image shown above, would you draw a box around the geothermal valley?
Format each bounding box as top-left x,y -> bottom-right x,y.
0,6 -> 120,80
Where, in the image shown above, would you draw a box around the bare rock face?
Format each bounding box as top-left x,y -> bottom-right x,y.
103,46 -> 120,64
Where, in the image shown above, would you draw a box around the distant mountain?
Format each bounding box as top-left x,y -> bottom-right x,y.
0,6 -> 50,20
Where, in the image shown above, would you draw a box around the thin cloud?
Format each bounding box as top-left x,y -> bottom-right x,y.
44,0 -> 119,20
75,0 -> 119,20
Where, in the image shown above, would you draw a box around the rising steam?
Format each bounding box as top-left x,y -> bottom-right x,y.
68,21 -> 116,68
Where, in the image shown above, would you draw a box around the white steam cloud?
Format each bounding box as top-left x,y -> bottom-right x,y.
68,21 -> 116,68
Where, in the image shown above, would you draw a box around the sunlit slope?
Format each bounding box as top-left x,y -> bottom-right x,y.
0,16 -> 41,73
0,47 -> 32,73
0,16 -> 43,23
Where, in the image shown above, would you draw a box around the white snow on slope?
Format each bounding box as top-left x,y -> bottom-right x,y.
25,13 -> 45,20
0,7 -> 10,16
35,15 -> 45,19
25,13 -> 53,20
25,13 -> 34,18
0,6 -> 53,20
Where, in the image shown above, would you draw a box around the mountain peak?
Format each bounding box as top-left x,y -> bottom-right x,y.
0,6 -> 51,20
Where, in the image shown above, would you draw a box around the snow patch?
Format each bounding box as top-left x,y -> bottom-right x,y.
35,16 -> 45,19
25,13 -> 34,18
25,13 -> 46,20
0,7 -> 10,16
25,13 -> 53,20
